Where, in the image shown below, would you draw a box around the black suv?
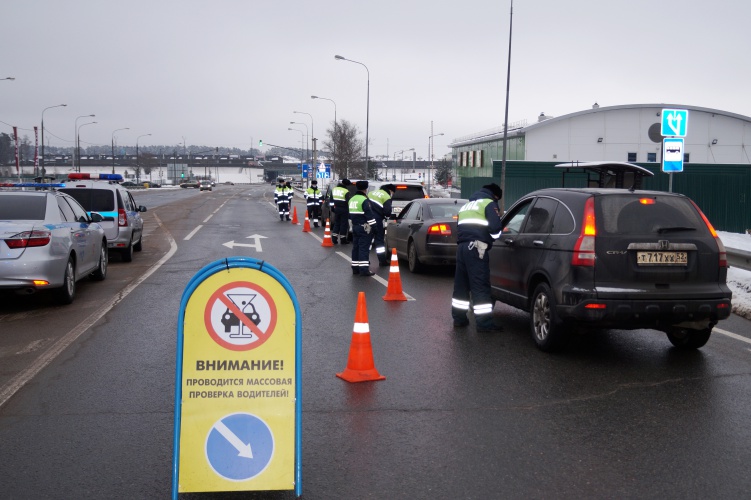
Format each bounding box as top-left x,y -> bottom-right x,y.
489,164 -> 732,352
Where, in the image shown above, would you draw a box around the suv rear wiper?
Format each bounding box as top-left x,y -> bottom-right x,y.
656,226 -> 697,233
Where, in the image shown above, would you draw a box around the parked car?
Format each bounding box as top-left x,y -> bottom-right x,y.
180,180 -> 200,189
0,187 -> 108,304
386,198 -> 468,273
199,180 -> 213,191
58,174 -> 146,262
488,164 -> 732,352
120,181 -> 137,187
368,181 -> 429,216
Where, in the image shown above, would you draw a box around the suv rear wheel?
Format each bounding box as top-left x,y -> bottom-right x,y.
666,327 -> 712,349
121,242 -> 133,262
530,283 -> 567,352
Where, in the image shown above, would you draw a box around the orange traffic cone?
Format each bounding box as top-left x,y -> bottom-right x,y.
291,206 -> 299,224
302,213 -> 311,232
383,248 -> 407,301
336,292 -> 386,383
321,219 -> 334,247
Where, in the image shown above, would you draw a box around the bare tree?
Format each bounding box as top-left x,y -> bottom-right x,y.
323,119 -> 364,179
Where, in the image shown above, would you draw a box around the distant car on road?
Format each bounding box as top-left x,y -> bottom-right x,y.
0,185 -> 108,304
199,180 -> 213,191
368,181 -> 429,216
180,180 -> 200,189
386,198 -> 467,273
489,162 -> 732,352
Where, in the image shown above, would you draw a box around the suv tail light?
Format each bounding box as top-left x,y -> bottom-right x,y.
691,200 -> 728,268
428,223 -> 451,236
5,230 -> 51,249
572,197 -> 596,267
118,208 -> 128,227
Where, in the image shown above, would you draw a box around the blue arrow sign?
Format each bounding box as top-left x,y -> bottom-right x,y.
206,413 -> 274,481
661,109 -> 688,137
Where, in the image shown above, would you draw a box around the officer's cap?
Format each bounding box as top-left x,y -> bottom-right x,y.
311,180 -> 317,185
341,179 -> 352,186
355,180 -> 369,191
381,183 -> 395,193
483,183 -> 503,200
277,177 -> 284,182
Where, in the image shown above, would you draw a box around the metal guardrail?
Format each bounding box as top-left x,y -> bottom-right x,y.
727,247 -> 751,272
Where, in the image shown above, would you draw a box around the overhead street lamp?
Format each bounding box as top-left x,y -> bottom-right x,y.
40,103 -> 67,178
74,114 -> 95,171
136,133 -> 151,182
290,121 -> 309,175
429,130 -> 444,195
288,128 -> 305,170
1,77 -> 14,82
311,95 -> 336,175
76,121 -> 97,172
335,54 -> 370,176
111,127 -> 129,174
293,111 -> 315,187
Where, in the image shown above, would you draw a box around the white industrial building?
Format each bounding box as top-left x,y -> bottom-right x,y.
451,104 -> 751,170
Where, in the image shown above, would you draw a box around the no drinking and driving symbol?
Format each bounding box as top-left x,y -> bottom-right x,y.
204,282 -> 278,351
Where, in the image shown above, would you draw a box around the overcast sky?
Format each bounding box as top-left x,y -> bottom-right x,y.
2,0 -> 749,159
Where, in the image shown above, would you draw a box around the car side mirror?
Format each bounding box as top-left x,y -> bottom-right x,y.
139,206 -> 147,212
90,212 -> 104,223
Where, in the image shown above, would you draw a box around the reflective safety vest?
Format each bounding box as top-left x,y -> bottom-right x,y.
274,185 -> 285,204
348,194 -> 368,214
332,185 -> 349,201
348,193 -> 376,226
282,186 -> 294,200
457,199 -> 494,226
305,187 -> 322,206
368,189 -> 390,208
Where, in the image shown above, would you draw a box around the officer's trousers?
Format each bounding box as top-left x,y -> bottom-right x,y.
307,205 -> 321,227
332,208 -> 349,242
452,241 -> 495,328
371,221 -> 388,265
351,223 -> 373,275
278,201 -> 289,220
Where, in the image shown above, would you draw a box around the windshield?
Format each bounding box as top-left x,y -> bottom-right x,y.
59,188 -> 115,212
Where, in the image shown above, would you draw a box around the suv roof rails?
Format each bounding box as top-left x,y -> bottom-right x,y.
555,161 -> 654,190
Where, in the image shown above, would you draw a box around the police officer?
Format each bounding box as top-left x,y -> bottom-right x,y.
451,183 -> 504,332
330,179 -> 352,244
368,183 -> 395,266
304,179 -> 323,227
348,180 -> 377,276
281,181 -> 294,221
274,177 -> 286,221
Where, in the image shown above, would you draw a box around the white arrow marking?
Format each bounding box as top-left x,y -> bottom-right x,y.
668,112 -> 682,136
214,421 -> 254,459
223,234 -> 266,252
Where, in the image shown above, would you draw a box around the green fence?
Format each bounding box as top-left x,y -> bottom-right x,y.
465,161 -> 751,233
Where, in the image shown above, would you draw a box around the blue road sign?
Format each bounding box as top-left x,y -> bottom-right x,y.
206,413 -> 274,481
302,164 -> 310,178
662,138 -> 685,173
661,109 -> 689,137
315,163 -> 331,179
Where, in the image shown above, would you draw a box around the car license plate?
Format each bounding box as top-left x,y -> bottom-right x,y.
636,251 -> 687,265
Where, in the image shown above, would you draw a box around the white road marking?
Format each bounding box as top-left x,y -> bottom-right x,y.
184,225 -> 203,240
714,327 -> 751,346
331,249 -> 415,301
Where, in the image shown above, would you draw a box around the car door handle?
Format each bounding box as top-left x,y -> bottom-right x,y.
533,240 -> 544,246
503,238 -> 515,246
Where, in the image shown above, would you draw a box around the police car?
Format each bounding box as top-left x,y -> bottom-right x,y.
0,181 -> 108,304
58,173 -> 146,262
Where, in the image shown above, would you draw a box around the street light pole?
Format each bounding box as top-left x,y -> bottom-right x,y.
111,127 -> 129,174
76,121 -> 97,173
74,114 -> 95,172
288,128 -> 305,175
1,77 -> 15,81
290,121 -> 309,182
429,126 -> 445,195
40,104 -> 67,178
136,134 -> 151,183
293,111 -> 314,188
335,55 -> 369,176
311,95 -> 336,176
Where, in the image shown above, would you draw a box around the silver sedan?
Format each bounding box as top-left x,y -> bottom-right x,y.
0,189 -> 108,304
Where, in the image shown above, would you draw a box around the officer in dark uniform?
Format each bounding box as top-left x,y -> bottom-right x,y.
348,180 -> 377,276
330,179 -> 352,244
451,183 -> 504,332
304,179 -> 323,227
281,181 -> 293,221
368,183 -> 395,266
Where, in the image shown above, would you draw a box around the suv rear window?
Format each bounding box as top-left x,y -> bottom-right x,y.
392,186 -> 426,202
598,194 -> 704,235
59,188 -> 115,212
0,195 -> 47,220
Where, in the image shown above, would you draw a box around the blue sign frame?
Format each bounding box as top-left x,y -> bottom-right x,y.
662,138 -> 685,173
661,109 -> 689,137
171,257 -> 302,498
